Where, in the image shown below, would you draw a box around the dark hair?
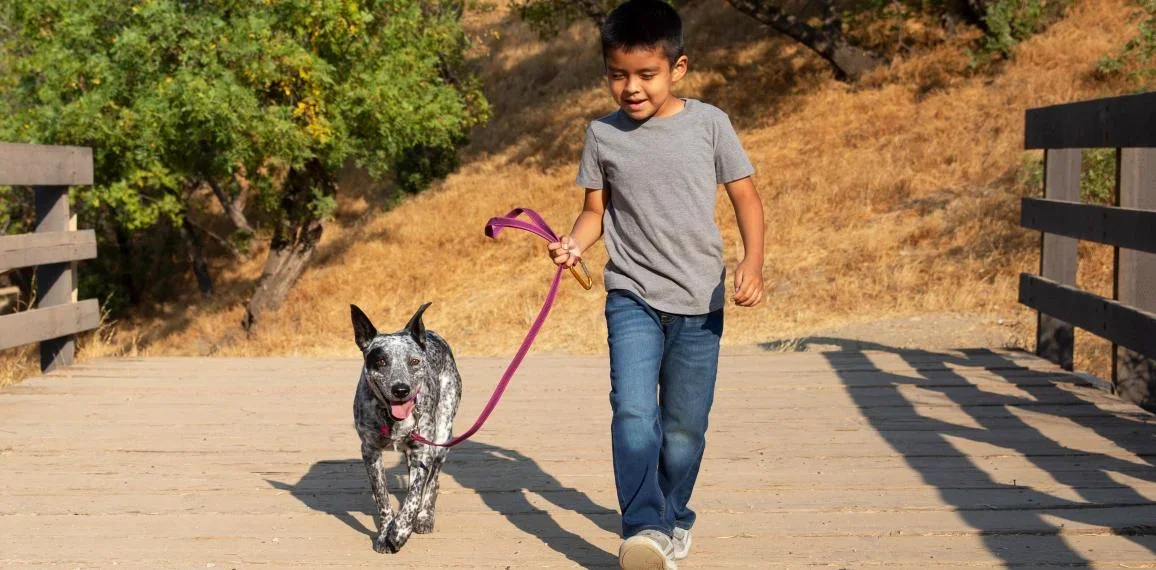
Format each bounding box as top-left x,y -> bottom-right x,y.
601,0 -> 684,65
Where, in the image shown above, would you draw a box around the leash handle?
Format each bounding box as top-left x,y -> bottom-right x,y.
408,208 -> 571,448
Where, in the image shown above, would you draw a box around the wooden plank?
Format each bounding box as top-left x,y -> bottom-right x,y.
1021,197 -> 1156,254
33,187 -> 75,371
1036,148 -> 1080,370
1020,273 -> 1156,360
1115,148 -> 1156,411
1025,92 -> 1156,149
0,142 -> 93,186
0,299 -> 99,351
0,230 -> 97,271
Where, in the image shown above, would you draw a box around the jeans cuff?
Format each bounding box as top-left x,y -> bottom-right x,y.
623,524 -> 673,538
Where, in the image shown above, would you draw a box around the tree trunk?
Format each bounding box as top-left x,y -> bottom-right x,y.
180,214 -> 214,298
208,179 -> 254,234
243,159 -> 335,333
725,0 -> 887,82
113,224 -> 141,305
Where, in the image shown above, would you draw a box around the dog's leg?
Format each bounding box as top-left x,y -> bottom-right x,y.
415,363 -> 460,534
383,445 -> 430,551
414,450 -> 446,534
361,444 -> 397,554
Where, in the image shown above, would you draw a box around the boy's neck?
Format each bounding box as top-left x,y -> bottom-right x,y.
652,96 -> 686,118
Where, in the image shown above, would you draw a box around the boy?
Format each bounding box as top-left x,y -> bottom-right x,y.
547,0 -> 765,568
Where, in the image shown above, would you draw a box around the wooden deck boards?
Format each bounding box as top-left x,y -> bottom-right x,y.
1,349 -> 1154,568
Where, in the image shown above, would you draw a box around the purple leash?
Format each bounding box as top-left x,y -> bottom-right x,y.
406,208 -> 589,447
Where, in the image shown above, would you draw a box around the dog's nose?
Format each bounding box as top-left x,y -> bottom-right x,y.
390,384 -> 411,400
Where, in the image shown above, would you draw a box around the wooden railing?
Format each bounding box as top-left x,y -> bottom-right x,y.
0,143 -> 100,372
1019,92 -> 1156,409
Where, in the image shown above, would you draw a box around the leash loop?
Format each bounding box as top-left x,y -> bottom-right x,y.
407,208 -> 580,447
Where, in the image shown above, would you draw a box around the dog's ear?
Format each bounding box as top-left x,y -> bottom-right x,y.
405,302 -> 432,350
350,304 -> 377,352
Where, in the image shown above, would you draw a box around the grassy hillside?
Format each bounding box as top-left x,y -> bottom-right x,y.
3,0 -> 1148,384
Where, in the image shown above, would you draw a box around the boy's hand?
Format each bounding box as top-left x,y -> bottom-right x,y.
547,235 -> 582,267
733,258 -> 764,307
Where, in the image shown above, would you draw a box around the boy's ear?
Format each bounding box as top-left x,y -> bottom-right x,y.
671,55 -> 688,83
351,304 -> 377,352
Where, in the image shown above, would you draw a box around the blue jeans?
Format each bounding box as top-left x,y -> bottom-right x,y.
605,289 -> 723,538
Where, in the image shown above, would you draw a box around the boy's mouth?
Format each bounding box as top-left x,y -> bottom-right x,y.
624,99 -> 647,111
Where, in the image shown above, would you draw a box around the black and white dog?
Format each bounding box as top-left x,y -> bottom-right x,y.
350,303 -> 462,554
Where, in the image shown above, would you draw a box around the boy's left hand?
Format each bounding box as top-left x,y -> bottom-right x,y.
733,258 -> 764,307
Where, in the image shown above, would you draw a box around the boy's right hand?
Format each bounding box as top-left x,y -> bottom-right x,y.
547,235 -> 582,267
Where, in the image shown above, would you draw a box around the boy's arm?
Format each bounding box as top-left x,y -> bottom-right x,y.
725,176 -> 764,307
549,187 -> 608,267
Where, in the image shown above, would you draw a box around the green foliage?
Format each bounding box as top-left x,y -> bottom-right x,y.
395,140 -> 465,193
1019,149 -> 1118,205
1096,0 -> 1156,88
508,0 -> 625,38
972,0 -> 1067,63
0,0 -> 488,308
1019,153 -> 1045,197
1081,148 -> 1116,205
513,0 -> 592,38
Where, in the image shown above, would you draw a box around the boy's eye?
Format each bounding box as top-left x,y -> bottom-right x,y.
640,74 -> 655,80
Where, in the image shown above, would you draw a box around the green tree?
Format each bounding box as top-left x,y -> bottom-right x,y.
1,0 -> 488,330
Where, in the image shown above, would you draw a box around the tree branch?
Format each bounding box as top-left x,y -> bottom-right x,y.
184,217 -> 245,261
725,0 -> 887,82
207,178 -> 254,234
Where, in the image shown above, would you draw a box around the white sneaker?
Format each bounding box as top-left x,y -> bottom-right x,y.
672,527 -> 692,560
619,529 -> 677,569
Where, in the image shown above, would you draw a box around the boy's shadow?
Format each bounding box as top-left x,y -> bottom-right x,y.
267,440 -> 619,567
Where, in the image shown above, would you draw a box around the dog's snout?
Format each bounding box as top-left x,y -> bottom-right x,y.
390,384 -> 412,400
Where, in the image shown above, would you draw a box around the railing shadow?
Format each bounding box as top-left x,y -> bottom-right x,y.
762,337 -> 1156,565
267,440 -> 618,566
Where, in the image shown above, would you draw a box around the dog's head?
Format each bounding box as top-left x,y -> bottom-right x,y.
350,303 -> 434,422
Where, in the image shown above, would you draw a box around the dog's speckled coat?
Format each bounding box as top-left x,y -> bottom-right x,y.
350,303 -> 462,554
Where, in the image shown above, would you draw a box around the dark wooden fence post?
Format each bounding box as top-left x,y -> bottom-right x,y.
34,186 -> 75,372
1037,148 -> 1080,370
1114,148 -> 1156,407
0,143 -> 98,372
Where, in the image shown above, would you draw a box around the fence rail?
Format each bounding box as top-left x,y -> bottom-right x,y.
1019,92 -> 1156,411
0,143 -> 98,372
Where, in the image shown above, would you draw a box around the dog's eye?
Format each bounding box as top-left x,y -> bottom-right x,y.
408,357 -> 421,367
375,357 -> 387,368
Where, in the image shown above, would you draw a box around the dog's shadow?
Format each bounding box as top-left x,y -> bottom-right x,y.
267,440 -> 619,566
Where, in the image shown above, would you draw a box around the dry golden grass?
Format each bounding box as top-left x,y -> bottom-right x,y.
1,0 -> 1146,386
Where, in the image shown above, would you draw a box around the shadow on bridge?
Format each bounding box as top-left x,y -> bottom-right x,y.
761,337 -> 1156,565
267,440 -> 618,566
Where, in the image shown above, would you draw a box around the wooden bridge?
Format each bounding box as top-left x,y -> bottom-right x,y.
2,96 -> 1156,568
2,350 -> 1156,568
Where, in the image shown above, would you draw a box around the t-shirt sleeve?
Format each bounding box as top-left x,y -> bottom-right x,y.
575,125 -> 604,189
713,111 -> 755,184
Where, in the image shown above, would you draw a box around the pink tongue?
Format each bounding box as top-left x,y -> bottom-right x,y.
390,399 -> 416,420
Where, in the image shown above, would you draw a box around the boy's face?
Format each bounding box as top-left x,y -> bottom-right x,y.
604,46 -> 688,121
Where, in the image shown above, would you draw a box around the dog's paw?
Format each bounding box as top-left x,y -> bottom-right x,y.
372,528 -> 399,554
413,513 -> 435,534
373,522 -> 410,553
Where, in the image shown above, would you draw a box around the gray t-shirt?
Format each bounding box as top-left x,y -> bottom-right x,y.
576,98 -> 755,315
